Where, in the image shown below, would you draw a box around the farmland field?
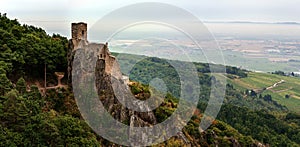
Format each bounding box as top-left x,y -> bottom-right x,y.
228,72 -> 300,113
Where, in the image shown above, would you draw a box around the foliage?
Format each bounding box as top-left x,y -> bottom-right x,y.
0,81 -> 100,146
272,70 -> 285,76
0,14 -> 99,146
151,90 -> 258,146
0,13 -> 68,80
226,66 -> 248,78
16,77 -> 26,94
128,82 -> 150,100
0,67 -> 12,95
217,104 -> 300,146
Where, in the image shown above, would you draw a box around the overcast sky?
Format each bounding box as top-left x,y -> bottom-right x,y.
1,0 -> 300,36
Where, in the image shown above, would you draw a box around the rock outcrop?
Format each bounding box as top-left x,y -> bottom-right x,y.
95,58 -> 157,126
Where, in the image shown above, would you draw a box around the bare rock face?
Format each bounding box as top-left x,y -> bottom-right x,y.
95,58 -> 157,126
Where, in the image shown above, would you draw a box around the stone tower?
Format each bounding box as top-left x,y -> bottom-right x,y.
71,22 -> 88,49
72,22 -> 87,41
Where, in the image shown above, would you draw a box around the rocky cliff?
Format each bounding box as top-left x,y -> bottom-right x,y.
95,58 -> 157,127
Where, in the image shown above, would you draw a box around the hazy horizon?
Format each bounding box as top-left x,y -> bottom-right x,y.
1,1 -> 300,72
2,0 -> 300,37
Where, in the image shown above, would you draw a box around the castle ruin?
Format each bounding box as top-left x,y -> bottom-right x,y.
68,22 -> 122,81
68,22 -> 162,145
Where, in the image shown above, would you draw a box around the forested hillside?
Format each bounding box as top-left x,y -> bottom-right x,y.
113,53 -> 300,146
0,13 -> 299,146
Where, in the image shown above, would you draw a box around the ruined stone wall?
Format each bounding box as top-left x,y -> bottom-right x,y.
96,44 -> 122,79
105,54 -> 122,79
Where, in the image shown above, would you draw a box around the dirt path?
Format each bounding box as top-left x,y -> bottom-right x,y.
266,80 -> 285,90
250,79 -> 285,94
34,81 -> 44,90
269,87 -> 292,93
46,85 -> 68,90
34,80 -> 68,95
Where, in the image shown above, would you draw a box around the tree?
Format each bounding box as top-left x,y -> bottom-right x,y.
263,94 -> 272,102
2,90 -> 30,130
291,72 -> 295,77
250,90 -> 257,97
0,67 -> 12,95
272,71 -> 285,76
285,94 -> 290,99
16,77 -> 26,95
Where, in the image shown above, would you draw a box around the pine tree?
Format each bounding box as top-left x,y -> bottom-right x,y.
16,77 -> 26,95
